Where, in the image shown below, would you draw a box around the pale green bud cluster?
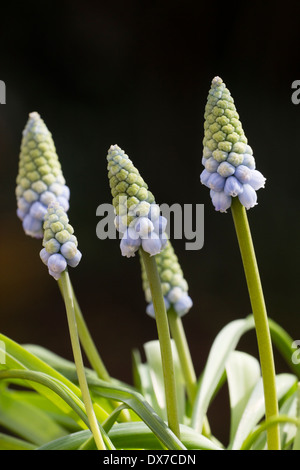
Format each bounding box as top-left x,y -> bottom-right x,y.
107,144 -> 155,222
203,76 -> 248,153
40,202 -> 82,280
200,77 -> 266,212
16,112 -> 70,238
107,145 -> 168,257
140,239 -> 193,317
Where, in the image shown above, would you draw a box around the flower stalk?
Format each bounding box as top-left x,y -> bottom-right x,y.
140,248 -> 180,439
167,307 -> 197,405
57,279 -> 131,423
57,279 -> 111,383
231,197 -> 280,450
59,269 -> 106,450
106,145 -> 181,437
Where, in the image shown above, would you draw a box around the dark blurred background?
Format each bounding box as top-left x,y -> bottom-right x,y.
1,0 -> 300,445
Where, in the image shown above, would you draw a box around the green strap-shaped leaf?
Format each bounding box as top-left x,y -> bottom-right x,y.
6,390 -> 81,432
0,369 -> 115,450
225,351 -> 261,445
231,373 -> 298,449
24,342 -> 187,450
38,422 -> 223,450
191,316 -> 255,431
0,433 -> 37,450
88,376 -> 186,450
0,334 -> 109,425
143,340 -> 185,423
191,314 -> 300,435
0,389 -> 67,446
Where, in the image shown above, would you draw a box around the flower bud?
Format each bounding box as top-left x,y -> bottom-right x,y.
40,202 -> 81,279
107,145 -> 168,257
16,112 -> 70,238
238,184 -> 257,210
200,77 -> 266,211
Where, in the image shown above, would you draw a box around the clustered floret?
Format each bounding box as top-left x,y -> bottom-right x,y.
107,144 -> 168,257
16,112 -> 70,238
200,77 -> 266,212
40,202 -> 82,280
140,239 -> 193,317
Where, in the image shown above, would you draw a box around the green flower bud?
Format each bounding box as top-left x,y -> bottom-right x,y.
16,112 -> 70,238
200,77 -> 266,212
40,201 -> 81,280
107,145 -> 154,214
107,145 -> 167,258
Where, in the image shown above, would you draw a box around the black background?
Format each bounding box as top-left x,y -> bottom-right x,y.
1,0 -> 300,445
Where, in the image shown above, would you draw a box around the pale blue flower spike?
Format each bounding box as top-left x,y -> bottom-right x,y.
107,145 -> 168,258
40,201 -> 82,280
16,112 -> 70,238
201,77 -> 266,211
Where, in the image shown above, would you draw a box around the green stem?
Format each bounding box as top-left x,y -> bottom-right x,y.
140,249 -> 180,439
167,308 -> 197,405
167,308 -> 211,437
59,270 -> 106,450
57,279 -> 110,382
231,197 -> 280,450
58,278 -> 131,423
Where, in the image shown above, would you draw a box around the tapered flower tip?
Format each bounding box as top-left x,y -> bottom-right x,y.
16,112 -> 70,238
40,201 -> 81,280
107,145 -> 168,257
200,77 -> 266,212
140,239 -> 192,317
211,76 -> 223,87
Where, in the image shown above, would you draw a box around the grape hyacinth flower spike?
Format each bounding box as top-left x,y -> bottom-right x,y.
17,114 -> 110,385
107,144 -> 180,438
107,144 -> 168,258
200,76 -> 266,212
39,201 -> 105,449
16,112 -> 70,238
196,77 -> 280,449
40,201 -> 82,280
